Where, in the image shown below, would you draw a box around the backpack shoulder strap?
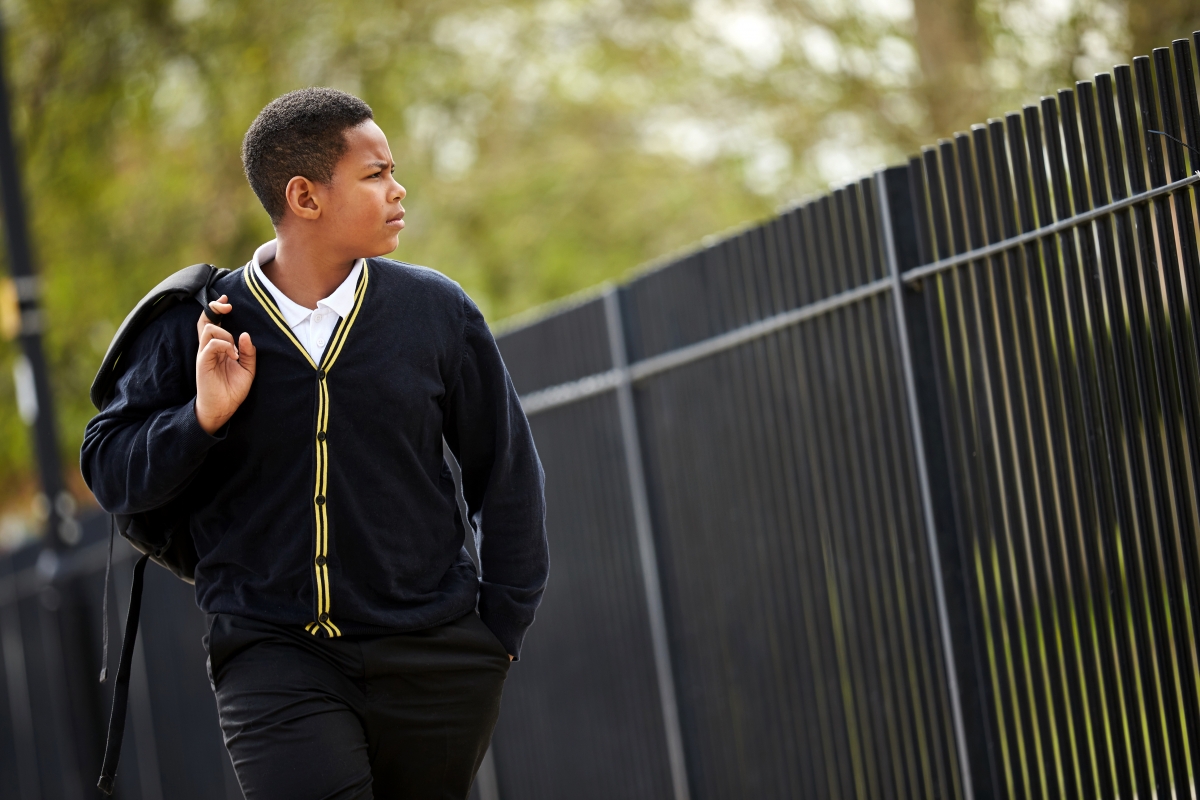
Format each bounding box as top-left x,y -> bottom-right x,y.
89,263 -> 228,410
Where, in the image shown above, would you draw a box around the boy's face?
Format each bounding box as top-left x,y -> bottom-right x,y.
302,120 -> 406,258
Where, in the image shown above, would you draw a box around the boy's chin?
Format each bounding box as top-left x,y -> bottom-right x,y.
364,234 -> 400,258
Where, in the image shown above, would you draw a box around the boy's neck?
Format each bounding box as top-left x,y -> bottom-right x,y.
263,235 -> 358,310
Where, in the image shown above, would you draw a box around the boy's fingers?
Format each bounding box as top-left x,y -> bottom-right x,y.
200,338 -> 238,363
204,338 -> 238,358
199,322 -> 235,349
207,323 -> 234,342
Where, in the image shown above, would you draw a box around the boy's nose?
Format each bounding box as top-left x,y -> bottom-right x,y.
393,183 -> 406,202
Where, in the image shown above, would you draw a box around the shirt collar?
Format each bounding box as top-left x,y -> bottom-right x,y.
251,239 -> 363,327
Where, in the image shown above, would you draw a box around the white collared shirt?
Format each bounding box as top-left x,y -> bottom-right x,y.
251,240 -> 363,363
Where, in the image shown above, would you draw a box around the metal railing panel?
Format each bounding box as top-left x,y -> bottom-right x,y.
0,519 -> 242,800
902,39 -> 1200,799
488,393 -> 675,800
631,286 -> 963,798
496,294 -> 612,396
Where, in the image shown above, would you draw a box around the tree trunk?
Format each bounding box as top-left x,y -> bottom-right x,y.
911,0 -> 988,140
1128,0 -> 1200,59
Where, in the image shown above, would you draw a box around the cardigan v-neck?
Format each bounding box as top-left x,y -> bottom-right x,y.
250,239 -> 364,363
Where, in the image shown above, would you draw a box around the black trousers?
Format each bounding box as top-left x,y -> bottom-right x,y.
204,610 -> 511,800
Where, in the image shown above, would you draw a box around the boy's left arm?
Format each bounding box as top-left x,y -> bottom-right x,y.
444,294 -> 548,661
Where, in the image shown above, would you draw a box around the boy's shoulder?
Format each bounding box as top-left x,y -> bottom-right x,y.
365,257 -> 463,298
363,257 -> 478,321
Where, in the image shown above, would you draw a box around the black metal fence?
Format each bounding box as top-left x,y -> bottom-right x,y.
902,45 -> 1200,800
490,36 -> 1200,800
3,34 -> 1200,800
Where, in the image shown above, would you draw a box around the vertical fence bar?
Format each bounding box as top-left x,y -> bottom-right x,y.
875,166 -> 978,799
602,288 -> 691,800
0,559 -> 40,800
36,586 -> 84,800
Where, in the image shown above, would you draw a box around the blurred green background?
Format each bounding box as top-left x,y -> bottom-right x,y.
0,0 -> 1193,545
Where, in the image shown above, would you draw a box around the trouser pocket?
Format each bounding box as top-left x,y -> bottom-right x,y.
459,612 -> 513,663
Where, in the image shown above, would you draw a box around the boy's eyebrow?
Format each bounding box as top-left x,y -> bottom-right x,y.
366,160 -> 392,170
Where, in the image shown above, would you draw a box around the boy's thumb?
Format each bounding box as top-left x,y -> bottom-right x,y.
238,332 -> 257,370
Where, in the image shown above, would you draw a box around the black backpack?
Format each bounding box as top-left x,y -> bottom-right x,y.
90,263 -> 227,795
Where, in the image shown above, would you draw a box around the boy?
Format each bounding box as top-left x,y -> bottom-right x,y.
81,88 -> 548,799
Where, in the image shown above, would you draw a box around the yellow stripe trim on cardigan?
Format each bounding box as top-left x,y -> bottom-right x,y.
319,268 -> 369,373
242,266 -> 317,368
243,260 -> 370,639
309,266 -> 367,634
313,378 -> 333,636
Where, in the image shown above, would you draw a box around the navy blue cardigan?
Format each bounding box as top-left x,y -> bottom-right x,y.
81,258 -> 548,658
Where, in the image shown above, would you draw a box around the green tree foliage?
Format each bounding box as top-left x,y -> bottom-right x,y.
0,0 -> 1188,527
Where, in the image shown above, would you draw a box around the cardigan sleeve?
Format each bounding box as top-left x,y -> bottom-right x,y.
81,304 -> 226,516
444,293 -> 548,659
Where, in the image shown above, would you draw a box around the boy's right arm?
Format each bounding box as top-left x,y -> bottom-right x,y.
81,298 -> 255,515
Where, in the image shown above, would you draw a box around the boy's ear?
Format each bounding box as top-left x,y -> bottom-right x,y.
283,176 -> 322,221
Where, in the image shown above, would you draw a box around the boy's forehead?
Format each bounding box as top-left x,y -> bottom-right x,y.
341,120 -> 392,166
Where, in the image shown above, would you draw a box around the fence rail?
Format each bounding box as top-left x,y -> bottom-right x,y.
3,32 -> 1200,800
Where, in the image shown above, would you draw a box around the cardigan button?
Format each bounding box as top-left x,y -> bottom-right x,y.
317,431 -> 326,442
315,495 -> 326,505
315,555 -> 327,567
317,369 -> 326,380
319,613 -> 329,623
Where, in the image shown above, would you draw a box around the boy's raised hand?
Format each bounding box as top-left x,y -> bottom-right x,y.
195,295 -> 256,434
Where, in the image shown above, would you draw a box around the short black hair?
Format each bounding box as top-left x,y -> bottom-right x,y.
241,87 -> 374,223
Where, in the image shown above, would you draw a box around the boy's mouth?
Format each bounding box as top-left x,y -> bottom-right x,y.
386,211 -> 405,229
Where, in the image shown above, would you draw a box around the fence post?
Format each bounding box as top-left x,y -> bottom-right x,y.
603,287 -> 691,800
876,166 -> 998,799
